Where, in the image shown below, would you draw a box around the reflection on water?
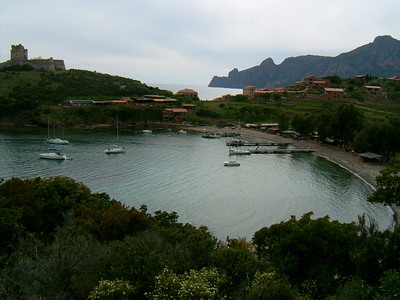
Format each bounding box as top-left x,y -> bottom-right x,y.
0,128 -> 393,240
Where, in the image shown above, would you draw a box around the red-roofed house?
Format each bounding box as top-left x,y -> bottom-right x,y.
181,103 -> 196,115
304,75 -> 317,82
163,108 -> 189,122
177,88 -> 199,100
363,86 -> 385,99
324,88 -> 345,100
243,85 -> 256,98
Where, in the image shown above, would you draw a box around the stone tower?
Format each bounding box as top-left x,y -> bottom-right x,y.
11,44 -> 28,60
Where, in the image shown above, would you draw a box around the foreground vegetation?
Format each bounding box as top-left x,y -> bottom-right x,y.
0,173 -> 400,299
1,68 -> 400,298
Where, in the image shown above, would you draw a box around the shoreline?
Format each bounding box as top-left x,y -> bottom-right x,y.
185,125 -> 399,228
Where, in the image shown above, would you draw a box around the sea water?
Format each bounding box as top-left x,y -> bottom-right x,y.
147,83 -> 242,100
0,128 -> 393,240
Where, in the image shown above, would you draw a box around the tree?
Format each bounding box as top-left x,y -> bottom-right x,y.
368,164 -> 400,206
212,238 -> 259,297
252,213 -> 361,298
332,104 -> 365,143
278,112 -> 290,132
246,272 -> 301,300
353,118 -> 400,159
291,113 -> 315,137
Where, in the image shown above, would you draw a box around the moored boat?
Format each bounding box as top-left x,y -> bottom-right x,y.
202,132 -> 222,138
224,160 -> 240,166
48,137 -> 69,145
105,116 -> 126,154
39,150 -> 68,160
104,145 -> 126,154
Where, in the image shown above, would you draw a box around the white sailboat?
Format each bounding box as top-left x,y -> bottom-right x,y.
39,120 -> 70,160
47,120 -> 69,144
104,116 -> 126,154
48,137 -> 69,145
39,150 -> 68,160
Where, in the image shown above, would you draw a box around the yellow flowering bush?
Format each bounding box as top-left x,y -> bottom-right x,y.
146,267 -> 226,300
88,279 -> 135,300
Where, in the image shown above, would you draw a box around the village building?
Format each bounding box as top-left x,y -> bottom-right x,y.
181,103 -> 196,115
354,75 -> 367,81
363,86 -> 385,99
324,88 -> 345,100
134,95 -> 178,106
176,88 -> 199,100
254,88 -> 273,100
311,80 -> 330,88
388,76 -> 400,82
359,152 -> 383,163
65,99 -> 133,106
162,108 -> 189,122
260,123 -> 279,131
304,75 -> 317,83
274,87 -> 285,93
243,85 -> 256,98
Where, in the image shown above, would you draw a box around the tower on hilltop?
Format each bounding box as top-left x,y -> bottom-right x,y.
0,44 -> 66,71
11,44 -> 28,60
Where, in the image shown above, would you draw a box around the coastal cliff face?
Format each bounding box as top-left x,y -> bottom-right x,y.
208,35 -> 400,89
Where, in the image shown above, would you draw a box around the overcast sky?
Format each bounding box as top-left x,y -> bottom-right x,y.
1,0 -> 399,85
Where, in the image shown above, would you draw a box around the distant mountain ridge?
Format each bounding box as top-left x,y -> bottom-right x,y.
208,35 -> 400,89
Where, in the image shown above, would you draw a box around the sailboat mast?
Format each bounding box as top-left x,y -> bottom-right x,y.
116,116 -> 119,141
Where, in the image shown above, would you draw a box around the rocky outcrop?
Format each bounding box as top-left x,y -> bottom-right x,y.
209,35 -> 400,89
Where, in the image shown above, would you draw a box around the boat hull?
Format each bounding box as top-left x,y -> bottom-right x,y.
224,160 -> 240,166
39,152 -> 67,160
48,138 -> 69,145
104,146 -> 126,154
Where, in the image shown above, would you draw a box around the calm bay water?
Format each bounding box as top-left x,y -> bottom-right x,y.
0,127 -> 393,240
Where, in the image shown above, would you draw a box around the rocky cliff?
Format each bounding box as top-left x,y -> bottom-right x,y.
208,35 -> 400,89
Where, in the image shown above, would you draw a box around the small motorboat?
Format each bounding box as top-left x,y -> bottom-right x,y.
178,129 -> 187,134
202,132 -> 222,138
142,129 -> 152,133
104,145 -> 126,154
224,160 -> 240,166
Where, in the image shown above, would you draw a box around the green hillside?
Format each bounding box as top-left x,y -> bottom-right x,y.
0,68 -> 175,126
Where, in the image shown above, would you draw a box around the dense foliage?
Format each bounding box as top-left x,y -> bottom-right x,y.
0,69 -> 171,103
0,176 -> 399,299
0,69 -> 171,125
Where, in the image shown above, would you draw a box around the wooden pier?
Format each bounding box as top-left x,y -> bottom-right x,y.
226,140 -> 290,147
248,148 -> 314,154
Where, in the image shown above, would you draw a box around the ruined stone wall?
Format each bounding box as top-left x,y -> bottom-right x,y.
53,59 -> 66,70
0,58 -> 66,71
0,44 -> 66,71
